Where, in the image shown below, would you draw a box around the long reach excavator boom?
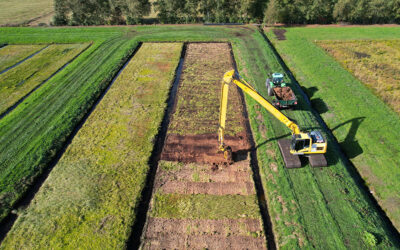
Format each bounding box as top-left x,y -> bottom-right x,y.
218,70 -> 328,168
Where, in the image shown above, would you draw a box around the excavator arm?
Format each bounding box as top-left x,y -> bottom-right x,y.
218,70 -> 327,168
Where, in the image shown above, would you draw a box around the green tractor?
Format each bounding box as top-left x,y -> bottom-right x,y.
266,73 -> 297,109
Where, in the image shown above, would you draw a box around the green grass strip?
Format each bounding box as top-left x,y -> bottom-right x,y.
151,193 -> 260,220
267,26 -> 400,232
0,44 -> 46,72
232,28 -> 400,248
0,38 -> 137,222
1,43 -> 183,249
0,43 -> 89,114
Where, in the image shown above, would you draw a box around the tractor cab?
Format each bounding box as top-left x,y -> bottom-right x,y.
272,73 -> 286,87
290,131 -> 327,155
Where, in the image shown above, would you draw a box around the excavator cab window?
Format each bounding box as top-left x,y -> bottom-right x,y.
293,139 -> 311,152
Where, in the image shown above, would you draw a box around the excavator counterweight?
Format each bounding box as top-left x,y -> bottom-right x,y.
218,70 -> 328,168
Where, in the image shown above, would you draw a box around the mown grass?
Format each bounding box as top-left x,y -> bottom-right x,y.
0,25 -> 234,226
0,0 -> 53,26
1,43 -> 183,249
0,44 -> 46,72
0,36 -> 137,222
318,40 -> 400,114
152,193 -> 260,219
0,26 -> 399,249
266,26 -> 400,232
232,28 -> 400,248
0,43 -> 89,114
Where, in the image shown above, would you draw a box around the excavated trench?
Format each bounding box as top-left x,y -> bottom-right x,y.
130,42 -> 276,249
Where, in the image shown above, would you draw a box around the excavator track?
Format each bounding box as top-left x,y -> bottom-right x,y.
277,139 -> 301,168
309,154 -> 328,167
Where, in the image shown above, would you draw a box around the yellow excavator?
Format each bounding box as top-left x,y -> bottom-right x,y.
218,70 -> 327,168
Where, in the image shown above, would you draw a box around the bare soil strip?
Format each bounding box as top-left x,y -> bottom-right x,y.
145,217 -> 263,236
141,43 -> 269,249
144,233 -> 266,249
161,43 -> 252,164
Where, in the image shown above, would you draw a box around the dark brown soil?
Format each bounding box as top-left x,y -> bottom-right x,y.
273,29 -> 287,40
273,86 -> 294,101
161,133 -> 251,164
143,218 -> 266,249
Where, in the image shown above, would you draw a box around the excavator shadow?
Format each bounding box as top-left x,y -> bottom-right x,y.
232,149 -> 253,162
332,117 -> 365,159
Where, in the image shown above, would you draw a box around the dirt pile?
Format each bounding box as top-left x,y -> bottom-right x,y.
274,86 -> 294,100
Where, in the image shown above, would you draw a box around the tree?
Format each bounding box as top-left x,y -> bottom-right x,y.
53,0 -> 69,25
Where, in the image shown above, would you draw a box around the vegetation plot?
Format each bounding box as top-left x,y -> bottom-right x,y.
0,44 -> 46,72
0,34 -> 137,223
0,26 -> 398,249
0,43 -> 89,114
318,40 -> 400,114
1,43 -> 183,249
266,26 -> 400,232
0,0 -> 53,26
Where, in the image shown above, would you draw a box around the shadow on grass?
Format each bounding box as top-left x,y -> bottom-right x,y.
332,117 -> 365,159
311,97 -> 329,114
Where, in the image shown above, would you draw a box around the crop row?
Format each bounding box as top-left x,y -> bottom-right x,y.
266,26 -> 400,233
0,43 -> 89,115
1,43 -> 183,248
0,44 -> 46,73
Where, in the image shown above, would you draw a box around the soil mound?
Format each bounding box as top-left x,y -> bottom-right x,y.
274,86 -> 294,100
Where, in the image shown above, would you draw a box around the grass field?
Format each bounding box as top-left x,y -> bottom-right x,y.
0,43 -> 89,115
0,0 -> 53,26
0,44 -> 46,72
266,26 -> 400,232
0,26 -> 399,248
0,33 -> 138,222
1,43 -> 183,249
318,40 -> 400,114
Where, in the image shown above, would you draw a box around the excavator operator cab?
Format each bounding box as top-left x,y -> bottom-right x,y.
290,131 -> 327,155
272,73 -> 285,86
290,134 -> 311,154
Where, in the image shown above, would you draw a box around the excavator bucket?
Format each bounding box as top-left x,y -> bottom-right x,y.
223,146 -> 234,165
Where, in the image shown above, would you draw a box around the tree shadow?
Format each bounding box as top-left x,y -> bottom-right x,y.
332,117 -> 365,159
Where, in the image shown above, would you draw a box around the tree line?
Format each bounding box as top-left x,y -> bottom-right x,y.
53,0 -> 400,25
